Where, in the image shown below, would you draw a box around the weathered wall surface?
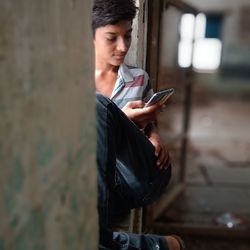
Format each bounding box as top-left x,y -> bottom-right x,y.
160,6 -> 181,69
0,0 -> 97,249
125,0 -> 148,68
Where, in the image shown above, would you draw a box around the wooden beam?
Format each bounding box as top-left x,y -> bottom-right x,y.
152,183 -> 185,221
143,183 -> 185,232
153,222 -> 250,239
146,0 -> 164,90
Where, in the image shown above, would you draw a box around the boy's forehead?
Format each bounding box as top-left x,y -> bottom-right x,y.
100,21 -> 132,32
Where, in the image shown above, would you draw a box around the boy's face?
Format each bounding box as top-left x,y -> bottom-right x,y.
94,20 -> 132,66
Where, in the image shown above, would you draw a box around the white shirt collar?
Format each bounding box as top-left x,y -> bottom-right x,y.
111,64 -> 134,99
118,64 -> 134,82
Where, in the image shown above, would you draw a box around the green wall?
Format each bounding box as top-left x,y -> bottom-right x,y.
0,0 -> 97,249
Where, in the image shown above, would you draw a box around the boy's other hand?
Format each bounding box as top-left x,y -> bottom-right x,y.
148,132 -> 170,169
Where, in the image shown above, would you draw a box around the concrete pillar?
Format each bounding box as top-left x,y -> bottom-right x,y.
0,0 -> 97,249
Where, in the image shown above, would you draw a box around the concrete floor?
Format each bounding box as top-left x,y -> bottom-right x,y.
154,95 -> 250,249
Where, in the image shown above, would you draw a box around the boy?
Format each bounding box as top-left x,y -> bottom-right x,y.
93,0 -> 184,249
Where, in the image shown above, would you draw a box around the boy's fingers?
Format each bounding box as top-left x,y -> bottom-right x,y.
127,100 -> 145,108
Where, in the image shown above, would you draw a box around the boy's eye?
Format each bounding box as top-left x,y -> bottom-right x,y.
106,36 -> 116,42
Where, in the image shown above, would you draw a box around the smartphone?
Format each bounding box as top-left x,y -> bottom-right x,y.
144,88 -> 175,107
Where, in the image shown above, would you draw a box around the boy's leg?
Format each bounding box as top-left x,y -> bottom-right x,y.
113,103 -> 171,212
96,93 -> 171,217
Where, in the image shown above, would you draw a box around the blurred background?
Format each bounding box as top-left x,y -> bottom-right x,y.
148,0 -> 250,249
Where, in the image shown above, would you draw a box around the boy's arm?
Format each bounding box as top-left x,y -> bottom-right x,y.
145,122 -> 170,170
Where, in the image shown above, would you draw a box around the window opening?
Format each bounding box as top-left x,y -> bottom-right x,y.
178,12 -> 223,72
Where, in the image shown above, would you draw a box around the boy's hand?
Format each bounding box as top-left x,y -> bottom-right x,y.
122,100 -> 162,129
148,132 -> 170,169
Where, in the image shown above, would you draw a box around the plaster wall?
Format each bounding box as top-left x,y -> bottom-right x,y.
125,0 -> 148,68
160,7 -> 181,68
0,1 -> 97,249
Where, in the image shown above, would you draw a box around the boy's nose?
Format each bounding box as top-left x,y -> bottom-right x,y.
117,38 -> 128,52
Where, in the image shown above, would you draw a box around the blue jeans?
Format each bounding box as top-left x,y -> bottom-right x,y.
96,93 -> 171,249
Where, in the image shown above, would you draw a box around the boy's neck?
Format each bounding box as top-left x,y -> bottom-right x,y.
95,60 -> 119,74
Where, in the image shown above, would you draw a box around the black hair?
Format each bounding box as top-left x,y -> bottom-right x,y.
92,0 -> 137,35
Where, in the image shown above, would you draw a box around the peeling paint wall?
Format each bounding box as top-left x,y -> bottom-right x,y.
125,0 -> 148,68
0,0 -> 97,250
